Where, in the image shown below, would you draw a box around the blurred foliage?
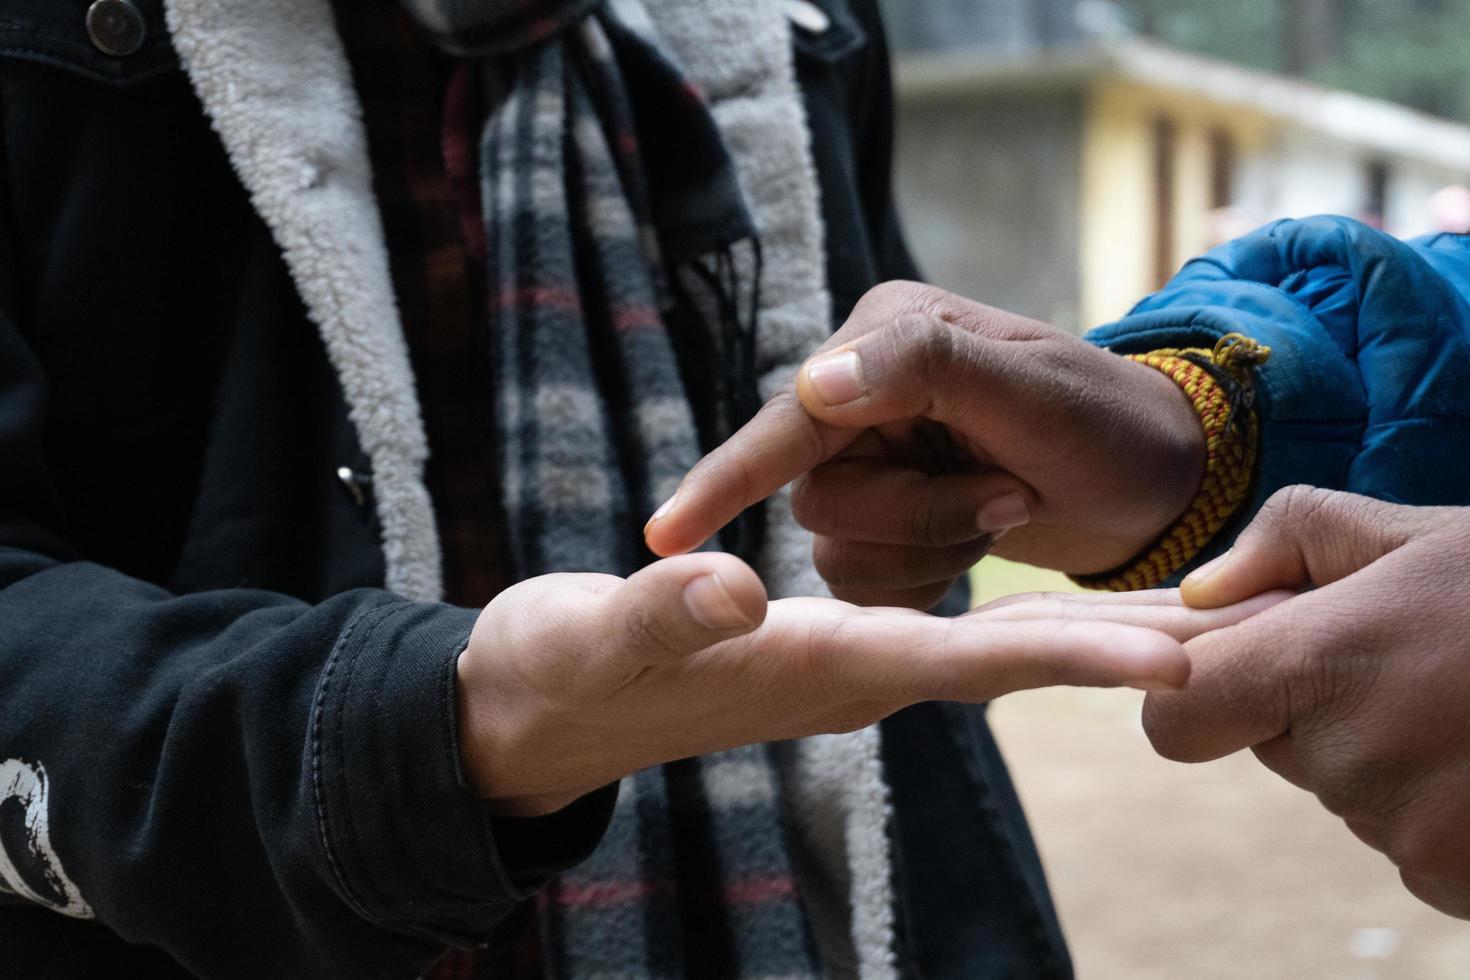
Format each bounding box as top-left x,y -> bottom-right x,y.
1115,0 -> 1470,121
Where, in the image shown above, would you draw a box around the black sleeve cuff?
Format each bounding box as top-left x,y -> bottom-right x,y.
312,601 -> 616,946
487,784 -> 618,891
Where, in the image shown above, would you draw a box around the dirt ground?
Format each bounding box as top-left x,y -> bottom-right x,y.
973,559 -> 1470,979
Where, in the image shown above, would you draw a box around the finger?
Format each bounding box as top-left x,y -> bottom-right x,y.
793,459 -> 1031,545
1140,593 -> 1334,762
908,618 -> 1192,700
826,581 -> 959,612
782,602 -> 1192,702
1181,486 -> 1435,609
603,553 -> 768,666
969,588 -> 1292,643
642,382 -> 860,557
644,285 -> 1058,558
795,312 -> 1063,434
813,536 -> 994,592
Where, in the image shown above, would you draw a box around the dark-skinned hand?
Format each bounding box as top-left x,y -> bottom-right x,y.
644,281 -> 1204,608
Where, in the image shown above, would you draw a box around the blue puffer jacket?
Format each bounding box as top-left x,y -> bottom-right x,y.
1087,216 -> 1470,574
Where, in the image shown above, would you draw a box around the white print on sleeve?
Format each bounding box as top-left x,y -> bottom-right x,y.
0,759 -> 93,919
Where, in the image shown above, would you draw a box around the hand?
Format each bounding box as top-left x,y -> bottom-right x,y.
643,281 -> 1205,608
1144,486 -> 1470,918
456,552 -> 1284,816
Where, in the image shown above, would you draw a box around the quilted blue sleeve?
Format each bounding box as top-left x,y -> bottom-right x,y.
1086,216 -> 1470,577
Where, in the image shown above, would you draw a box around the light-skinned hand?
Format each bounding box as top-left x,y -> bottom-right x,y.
457,551 -> 1286,816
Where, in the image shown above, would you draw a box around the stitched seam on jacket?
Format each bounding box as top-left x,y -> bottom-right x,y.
311,601 -> 405,924
438,633 -> 506,904
337,602 -> 422,922
1149,278 -> 1330,328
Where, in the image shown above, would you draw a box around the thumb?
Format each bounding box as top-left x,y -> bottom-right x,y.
795,311 -> 1034,430
601,553 -> 768,665
1181,486 -> 1425,609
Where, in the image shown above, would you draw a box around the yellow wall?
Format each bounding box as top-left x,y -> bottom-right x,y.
1079,82 -> 1272,328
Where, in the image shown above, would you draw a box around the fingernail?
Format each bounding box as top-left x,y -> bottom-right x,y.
805,350 -> 864,406
1184,549 -> 1232,587
977,493 -> 1030,534
646,490 -> 679,527
683,573 -> 753,630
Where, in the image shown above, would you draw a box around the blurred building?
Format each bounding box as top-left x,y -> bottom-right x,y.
880,0 -> 1085,55
887,11 -> 1470,331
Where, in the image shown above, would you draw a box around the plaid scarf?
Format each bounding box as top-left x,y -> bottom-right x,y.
401,0 -> 819,976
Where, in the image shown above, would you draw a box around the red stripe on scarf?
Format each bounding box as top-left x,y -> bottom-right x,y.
551,878 -> 676,906
441,64 -> 488,263
496,286 -> 585,312
722,875 -> 797,904
549,875 -> 795,908
612,304 -> 661,331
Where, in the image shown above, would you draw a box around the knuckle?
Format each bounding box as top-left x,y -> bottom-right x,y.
811,537 -> 858,588
907,581 -> 955,612
906,498 -> 949,548
1308,758 -> 1380,820
894,312 -> 958,374
853,279 -> 932,319
832,584 -> 946,611
1396,869 -> 1469,917
827,583 -> 869,606
1296,721 -> 1418,823
790,473 -> 831,532
1283,623 -> 1376,719
619,600 -> 682,659
811,540 -> 887,593
797,614 -> 863,697
1385,826 -> 1444,879
1262,485 -> 1329,527
774,378 -> 831,468
910,503 -> 995,555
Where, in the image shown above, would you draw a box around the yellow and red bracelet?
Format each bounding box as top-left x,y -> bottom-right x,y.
1072,332 -> 1271,592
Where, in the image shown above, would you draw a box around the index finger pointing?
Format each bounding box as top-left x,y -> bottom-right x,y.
643,382 -> 859,556
642,280 -> 967,557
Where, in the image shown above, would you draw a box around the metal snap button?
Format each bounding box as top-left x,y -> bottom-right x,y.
86,0 -> 146,58
782,0 -> 831,34
336,466 -> 373,509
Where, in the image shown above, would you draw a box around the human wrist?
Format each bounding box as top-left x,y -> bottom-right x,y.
455,645 -> 584,816
1076,334 -> 1270,591
313,601 -> 538,926
1135,357 -> 1211,534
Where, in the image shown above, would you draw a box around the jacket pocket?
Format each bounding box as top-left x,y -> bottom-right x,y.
0,0 -> 177,87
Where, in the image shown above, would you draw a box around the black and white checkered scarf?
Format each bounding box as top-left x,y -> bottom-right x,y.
400,0 -> 819,975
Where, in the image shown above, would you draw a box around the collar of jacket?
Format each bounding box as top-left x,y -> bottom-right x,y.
164,0 -> 443,602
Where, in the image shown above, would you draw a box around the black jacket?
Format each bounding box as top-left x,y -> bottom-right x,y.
0,0 -> 1069,976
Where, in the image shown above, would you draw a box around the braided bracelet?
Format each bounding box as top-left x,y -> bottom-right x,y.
1071,333 -> 1271,592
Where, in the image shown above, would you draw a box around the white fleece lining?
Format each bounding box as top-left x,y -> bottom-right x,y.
165,0 -> 896,974
651,3 -> 899,976
165,0 -> 444,602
